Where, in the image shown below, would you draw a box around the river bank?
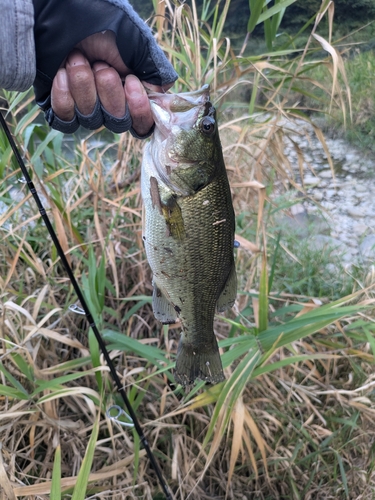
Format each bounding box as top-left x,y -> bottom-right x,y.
276,116 -> 375,269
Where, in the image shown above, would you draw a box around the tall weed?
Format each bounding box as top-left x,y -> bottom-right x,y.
1,1 -> 374,498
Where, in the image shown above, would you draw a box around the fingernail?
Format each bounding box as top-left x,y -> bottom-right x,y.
125,75 -> 146,96
67,50 -> 88,67
93,62 -> 110,72
126,74 -> 140,85
56,69 -> 69,89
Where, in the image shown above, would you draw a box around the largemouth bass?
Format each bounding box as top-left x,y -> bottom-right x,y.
141,85 -> 236,387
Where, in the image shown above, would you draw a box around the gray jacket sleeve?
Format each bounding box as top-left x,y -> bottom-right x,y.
0,0 -> 36,91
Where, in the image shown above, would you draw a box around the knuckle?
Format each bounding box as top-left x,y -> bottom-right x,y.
67,67 -> 94,90
95,68 -> 122,90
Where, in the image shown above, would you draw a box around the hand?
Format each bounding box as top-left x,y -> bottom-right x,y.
32,0 -> 178,136
51,32 -> 171,137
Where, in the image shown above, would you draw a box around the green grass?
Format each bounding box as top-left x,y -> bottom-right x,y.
341,49 -> 375,151
295,44 -> 375,153
1,1 -> 375,499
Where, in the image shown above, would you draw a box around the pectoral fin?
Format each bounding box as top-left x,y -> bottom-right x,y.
161,195 -> 185,241
216,262 -> 237,312
152,282 -> 178,324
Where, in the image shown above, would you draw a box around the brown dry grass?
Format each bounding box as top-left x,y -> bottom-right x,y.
2,2 -> 375,499
1,102 -> 375,499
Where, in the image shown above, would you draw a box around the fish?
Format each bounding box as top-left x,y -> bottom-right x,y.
141,85 -> 237,387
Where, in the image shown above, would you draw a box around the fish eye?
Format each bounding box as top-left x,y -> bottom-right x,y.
201,117 -> 215,135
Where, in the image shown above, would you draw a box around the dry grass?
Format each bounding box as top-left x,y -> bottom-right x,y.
2,104 -> 375,498
2,283 -> 375,499
2,1 -> 375,499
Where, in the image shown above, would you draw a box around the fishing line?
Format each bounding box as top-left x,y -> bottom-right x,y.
0,110 -> 173,500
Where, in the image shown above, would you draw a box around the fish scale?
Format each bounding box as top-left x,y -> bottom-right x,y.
141,86 -> 237,387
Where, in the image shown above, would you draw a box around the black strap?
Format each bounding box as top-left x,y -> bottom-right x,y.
0,110 -> 173,500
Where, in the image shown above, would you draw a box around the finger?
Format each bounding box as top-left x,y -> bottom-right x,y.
93,62 -> 126,118
125,75 -> 154,137
77,32 -> 131,78
142,81 -> 175,93
65,49 -> 97,115
51,68 -> 75,121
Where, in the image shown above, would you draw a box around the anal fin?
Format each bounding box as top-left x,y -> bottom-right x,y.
152,282 -> 178,324
216,262 -> 237,312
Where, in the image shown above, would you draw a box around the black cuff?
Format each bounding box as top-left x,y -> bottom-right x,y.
44,107 -> 80,134
102,103 -> 132,133
40,98 -> 155,137
129,123 -> 155,140
75,98 -> 104,130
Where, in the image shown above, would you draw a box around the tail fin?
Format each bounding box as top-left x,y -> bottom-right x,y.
174,338 -> 225,388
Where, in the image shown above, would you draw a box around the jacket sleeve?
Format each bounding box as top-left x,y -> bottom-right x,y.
0,0 -> 36,91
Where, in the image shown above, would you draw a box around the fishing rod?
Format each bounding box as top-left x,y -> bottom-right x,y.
0,110 -> 173,500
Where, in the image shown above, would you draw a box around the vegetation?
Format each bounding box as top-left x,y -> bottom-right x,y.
1,1 -> 375,499
302,46 -> 375,152
132,0 -> 375,35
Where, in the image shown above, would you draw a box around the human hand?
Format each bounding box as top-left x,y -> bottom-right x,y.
32,0 -> 178,137
51,32 -> 171,137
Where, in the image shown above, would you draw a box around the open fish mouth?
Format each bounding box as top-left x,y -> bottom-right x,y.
148,85 -> 211,141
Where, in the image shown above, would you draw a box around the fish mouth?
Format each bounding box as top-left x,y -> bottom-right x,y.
149,85 -> 211,141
